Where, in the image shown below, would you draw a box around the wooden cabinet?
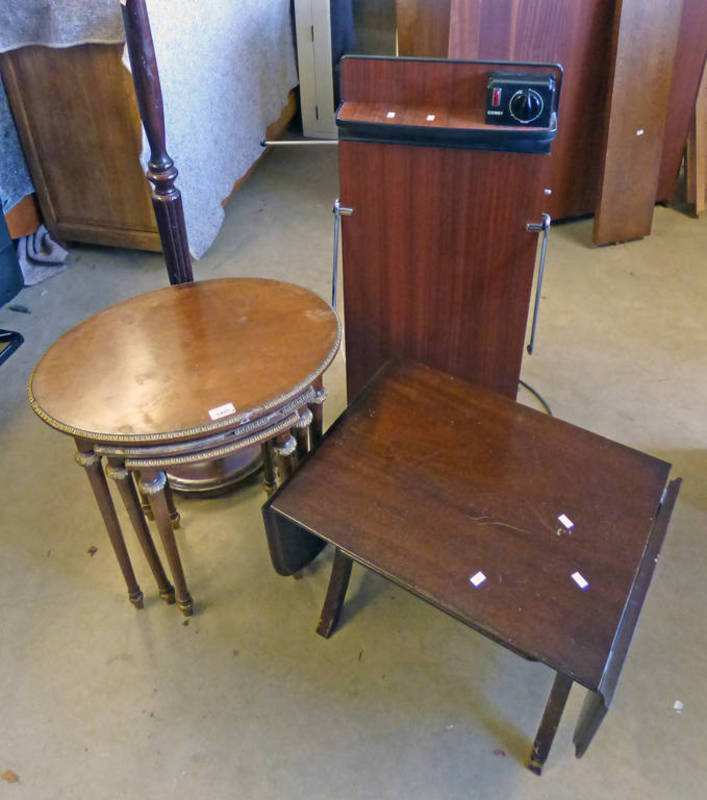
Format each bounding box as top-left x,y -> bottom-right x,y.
1,44 -> 161,251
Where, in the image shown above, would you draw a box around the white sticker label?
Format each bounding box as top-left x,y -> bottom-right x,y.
469,571 -> 487,587
571,571 -> 589,590
208,402 -> 236,421
386,111 -> 396,119
558,514 -> 574,530
426,114 -> 436,121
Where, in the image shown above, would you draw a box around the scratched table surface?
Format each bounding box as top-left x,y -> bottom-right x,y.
267,360 -> 671,690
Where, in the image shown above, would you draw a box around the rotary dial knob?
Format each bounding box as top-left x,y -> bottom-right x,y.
509,88 -> 544,124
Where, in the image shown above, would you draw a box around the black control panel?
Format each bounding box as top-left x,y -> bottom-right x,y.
486,72 -> 556,128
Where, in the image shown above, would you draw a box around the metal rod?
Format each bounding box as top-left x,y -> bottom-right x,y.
331,199 -> 354,308
261,139 -> 339,147
526,213 -> 552,355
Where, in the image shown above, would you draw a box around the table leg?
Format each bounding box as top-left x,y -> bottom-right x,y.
274,432 -> 298,487
134,472 -> 155,520
74,447 -> 144,609
573,690 -> 608,759
140,470 -> 193,616
294,407 -> 314,459
316,548 -> 353,639
105,460 -> 175,605
308,382 -> 327,449
261,439 -> 276,496
528,672 -> 573,775
163,478 -> 181,529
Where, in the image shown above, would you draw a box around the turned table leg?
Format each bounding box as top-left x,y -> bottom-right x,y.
573,690 -> 608,758
316,548 -> 353,638
140,470 -> 193,616
74,445 -> 143,609
105,460 -> 175,605
528,672 -> 573,775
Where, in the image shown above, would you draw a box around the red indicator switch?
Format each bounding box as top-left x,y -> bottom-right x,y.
492,88 -> 502,107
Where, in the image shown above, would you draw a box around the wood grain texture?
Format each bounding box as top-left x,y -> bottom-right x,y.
266,359 -> 673,690
395,0 -> 451,57
29,279 -> 340,441
0,44 -> 161,251
338,57 -> 557,399
656,0 -> 707,203
340,138 -> 545,399
445,0 -> 616,221
593,0 -> 684,245
340,54 -> 558,109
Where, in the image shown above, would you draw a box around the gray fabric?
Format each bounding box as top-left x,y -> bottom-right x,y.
0,1 -> 123,53
0,76 -> 34,214
0,0 -> 298,258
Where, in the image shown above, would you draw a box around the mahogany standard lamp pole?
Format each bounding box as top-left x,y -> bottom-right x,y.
121,0 -> 193,284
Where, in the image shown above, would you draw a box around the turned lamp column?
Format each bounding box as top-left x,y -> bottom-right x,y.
121,0 -> 192,285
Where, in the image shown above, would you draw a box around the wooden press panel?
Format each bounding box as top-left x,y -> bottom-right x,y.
339,55 -> 560,117
340,141 -> 545,400
339,57 -> 554,400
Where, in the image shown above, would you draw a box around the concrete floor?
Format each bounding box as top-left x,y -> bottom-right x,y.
1,146 -> 706,798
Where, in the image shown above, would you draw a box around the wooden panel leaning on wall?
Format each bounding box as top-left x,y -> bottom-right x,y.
0,44 -> 161,251
0,45 -> 297,253
593,0 -> 683,244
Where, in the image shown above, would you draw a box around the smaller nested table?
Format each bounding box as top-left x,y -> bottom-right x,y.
263,360 -> 680,773
29,278 -> 340,616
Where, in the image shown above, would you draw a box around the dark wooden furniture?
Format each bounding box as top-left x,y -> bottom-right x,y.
448,0 -> 615,223
121,0 -> 192,284
396,0 -> 615,221
593,0 -> 683,244
396,0 -> 707,232
29,278 -> 340,615
337,56 -> 559,399
263,359 -> 680,773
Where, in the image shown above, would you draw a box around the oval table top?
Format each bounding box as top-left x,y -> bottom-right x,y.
29,278 -> 341,443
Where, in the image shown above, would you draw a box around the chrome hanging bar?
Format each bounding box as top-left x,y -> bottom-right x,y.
525,213 -> 552,355
331,199 -> 354,308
